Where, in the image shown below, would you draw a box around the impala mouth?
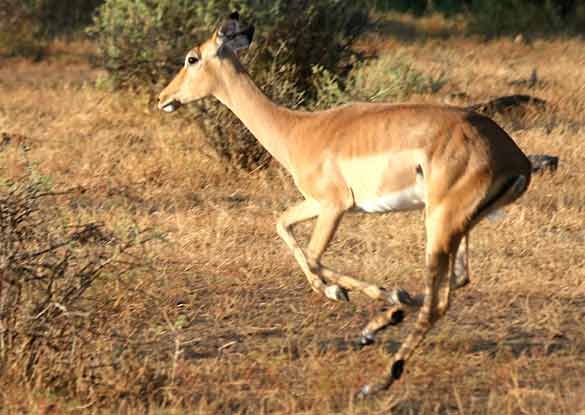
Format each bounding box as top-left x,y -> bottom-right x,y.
161,100 -> 181,113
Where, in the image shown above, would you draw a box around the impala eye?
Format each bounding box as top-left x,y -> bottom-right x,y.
187,56 -> 198,65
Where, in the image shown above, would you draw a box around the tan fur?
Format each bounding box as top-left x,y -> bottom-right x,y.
158,18 -> 532,396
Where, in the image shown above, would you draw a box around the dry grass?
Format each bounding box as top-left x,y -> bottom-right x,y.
1,23 -> 585,415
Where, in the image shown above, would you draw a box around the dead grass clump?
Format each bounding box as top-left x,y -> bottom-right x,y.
0,173 -> 162,410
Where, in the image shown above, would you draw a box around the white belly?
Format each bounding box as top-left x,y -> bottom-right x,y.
356,185 -> 425,213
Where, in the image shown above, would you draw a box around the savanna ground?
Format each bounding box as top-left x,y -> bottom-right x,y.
1,12 -> 585,415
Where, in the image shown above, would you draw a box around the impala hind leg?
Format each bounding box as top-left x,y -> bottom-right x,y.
358,217 -> 463,397
355,231 -> 470,348
453,233 -> 470,288
356,303 -> 414,347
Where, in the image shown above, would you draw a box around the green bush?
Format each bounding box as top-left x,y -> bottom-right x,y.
311,54 -> 446,109
89,0 -> 370,170
468,0 -> 563,37
367,0 -> 467,15
0,0 -> 102,57
0,1 -> 42,58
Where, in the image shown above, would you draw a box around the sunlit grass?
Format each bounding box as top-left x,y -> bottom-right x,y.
1,15 -> 585,414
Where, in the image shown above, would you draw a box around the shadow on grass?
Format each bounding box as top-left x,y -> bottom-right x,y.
178,327 -> 576,362
469,332 -> 574,358
371,12 -> 585,44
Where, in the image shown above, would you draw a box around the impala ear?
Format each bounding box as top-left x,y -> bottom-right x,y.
215,12 -> 254,52
217,14 -> 240,39
223,25 -> 255,52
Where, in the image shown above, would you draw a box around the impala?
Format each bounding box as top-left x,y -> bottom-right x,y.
158,12 -> 532,397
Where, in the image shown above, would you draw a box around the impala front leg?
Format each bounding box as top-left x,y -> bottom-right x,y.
276,200 -> 347,301
306,204 -> 420,315
304,201 -> 413,307
304,203 -> 351,302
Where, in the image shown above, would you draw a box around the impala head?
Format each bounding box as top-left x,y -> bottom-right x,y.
157,11 -> 255,113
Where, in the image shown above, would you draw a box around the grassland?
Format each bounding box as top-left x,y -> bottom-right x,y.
1,16 -> 585,415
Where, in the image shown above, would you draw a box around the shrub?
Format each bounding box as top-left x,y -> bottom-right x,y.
468,0 -> 564,37
367,0 -> 467,15
0,0 -> 45,58
311,54 -> 446,109
0,174 -> 153,399
0,0 -> 102,57
89,0 -> 370,170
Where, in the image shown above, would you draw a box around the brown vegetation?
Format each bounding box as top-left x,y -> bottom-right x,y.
1,18 -> 584,415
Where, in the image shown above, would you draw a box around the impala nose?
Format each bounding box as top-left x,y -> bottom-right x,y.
157,93 -> 167,111
158,94 -> 180,113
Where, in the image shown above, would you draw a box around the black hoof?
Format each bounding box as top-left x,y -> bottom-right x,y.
355,381 -> 389,399
354,333 -> 375,350
356,384 -> 372,400
324,285 -> 349,302
394,288 -> 418,307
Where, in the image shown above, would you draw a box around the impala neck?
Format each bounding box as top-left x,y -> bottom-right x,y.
212,61 -> 298,171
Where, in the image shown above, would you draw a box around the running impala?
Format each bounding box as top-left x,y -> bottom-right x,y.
158,12 -> 532,397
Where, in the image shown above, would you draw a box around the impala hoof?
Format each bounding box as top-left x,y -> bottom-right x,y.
390,288 -> 418,307
356,384 -> 373,400
355,380 -> 390,399
355,332 -> 376,349
324,284 -> 349,302
454,273 -> 470,288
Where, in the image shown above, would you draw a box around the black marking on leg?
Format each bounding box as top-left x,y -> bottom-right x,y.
391,359 -> 405,380
394,288 -> 420,307
390,309 -> 405,325
337,286 -> 350,302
